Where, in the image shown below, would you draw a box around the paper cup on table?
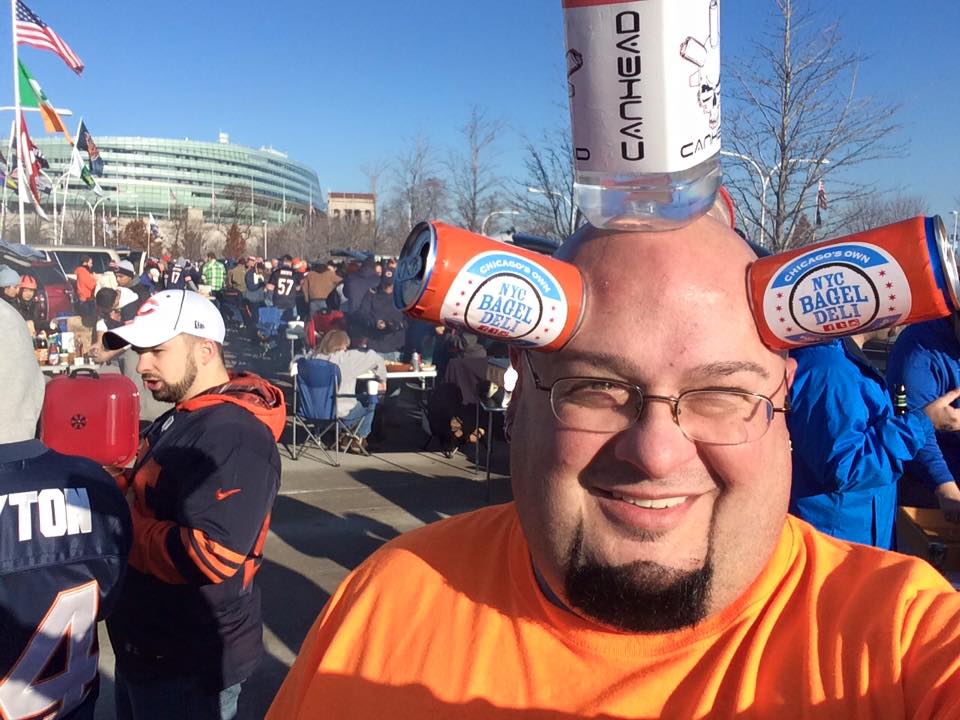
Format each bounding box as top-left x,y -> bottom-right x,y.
60,332 -> 75,354
366,380 -> 380,396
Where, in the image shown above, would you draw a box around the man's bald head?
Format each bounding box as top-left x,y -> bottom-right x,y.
509,214 -> 795,631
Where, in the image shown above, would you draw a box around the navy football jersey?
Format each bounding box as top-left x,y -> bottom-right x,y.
268,267 -> 300,309
0,440 -> 130,720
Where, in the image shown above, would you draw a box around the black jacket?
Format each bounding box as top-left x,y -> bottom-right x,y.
351,289 -> 406,354
106,375 -> 284,689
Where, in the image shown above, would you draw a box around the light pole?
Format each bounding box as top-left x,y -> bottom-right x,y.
84,196 -> 109,247
481,210 -> 520,237
720,151 -> 829,245
261,220 -> 268,258
527,187 -> 577,237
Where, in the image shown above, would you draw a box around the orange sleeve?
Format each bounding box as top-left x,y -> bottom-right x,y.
900,588 -> 960,718
266,608 -> 330,719
127,506 -> 185,584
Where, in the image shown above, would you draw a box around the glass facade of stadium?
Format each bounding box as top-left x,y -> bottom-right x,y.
31,135 -> 322,224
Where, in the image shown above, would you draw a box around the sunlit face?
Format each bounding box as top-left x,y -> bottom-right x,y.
509,218 -> 795,630
135,334 -> 199,403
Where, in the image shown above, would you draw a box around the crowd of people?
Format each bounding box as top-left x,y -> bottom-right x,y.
2,218 -> 960,719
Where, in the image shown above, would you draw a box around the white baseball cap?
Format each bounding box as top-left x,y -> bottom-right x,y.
103,289 -> 225,350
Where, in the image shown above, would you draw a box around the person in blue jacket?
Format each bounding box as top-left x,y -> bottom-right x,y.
788,332 -> 960,548
886,315 -> 960,522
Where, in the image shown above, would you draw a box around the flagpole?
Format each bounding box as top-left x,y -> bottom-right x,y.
0,120 -> 12,239
11,0 -> 25,244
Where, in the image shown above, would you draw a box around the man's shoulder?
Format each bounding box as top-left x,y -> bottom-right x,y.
351,504 -> 520,588
157,402 -> 276,452
788,515 -> 953,597
189,400 -> 276,439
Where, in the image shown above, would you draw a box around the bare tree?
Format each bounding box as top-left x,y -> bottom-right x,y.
359,159 -> 389,201
725,0 -> 902,250
836,193 -> 928,235
328,213 -> 378,255
120,218 -> 149,251
509,126 -> 578,242
65,204 -> 90,246
216,184 -> 254,243
359,158 -> 389,249
446,106 -> 505,233
392,135 -> 447,229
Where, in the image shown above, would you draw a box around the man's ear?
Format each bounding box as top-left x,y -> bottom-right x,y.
508,347 -> 523,380
784,355 -> 797,389
197,338 -> 220,367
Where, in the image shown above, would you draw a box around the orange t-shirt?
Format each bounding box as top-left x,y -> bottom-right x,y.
74,265 -> 97,301
268,505 -> 960,719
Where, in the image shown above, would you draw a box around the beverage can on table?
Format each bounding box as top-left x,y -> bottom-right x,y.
564,0 -> 722,229
395,221 -> 585,352
748,216 -> 960,351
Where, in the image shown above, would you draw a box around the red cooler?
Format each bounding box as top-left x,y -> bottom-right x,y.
41,368 -> 140,467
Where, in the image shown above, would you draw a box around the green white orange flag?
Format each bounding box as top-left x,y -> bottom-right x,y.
69,142 -> 101,196
17,60 -> 71,142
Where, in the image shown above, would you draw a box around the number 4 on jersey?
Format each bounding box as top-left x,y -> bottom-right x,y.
0,581 -> 99,720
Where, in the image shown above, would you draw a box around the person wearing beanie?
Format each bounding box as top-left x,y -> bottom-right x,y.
14,273 -> 46,327
0,299 -> 131,719
115,260 -> 151,321
0,263 -> 21,309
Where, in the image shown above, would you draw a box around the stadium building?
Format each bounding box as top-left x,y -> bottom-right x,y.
32,132 -> 322,224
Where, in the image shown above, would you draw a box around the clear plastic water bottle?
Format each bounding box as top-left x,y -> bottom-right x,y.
411,351 -> 421,372
564,0 -> 722,230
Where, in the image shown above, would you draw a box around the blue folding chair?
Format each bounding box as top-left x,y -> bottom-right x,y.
220,297 -> 245,332
256,306 -> 284,358
291,358 -> 364,465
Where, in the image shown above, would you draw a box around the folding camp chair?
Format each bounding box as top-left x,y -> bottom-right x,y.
219,293 -> 245,332
256,306 -> 284,358
290,358 -> 364,465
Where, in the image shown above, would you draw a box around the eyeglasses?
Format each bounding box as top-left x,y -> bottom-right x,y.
522,352 -> 790,446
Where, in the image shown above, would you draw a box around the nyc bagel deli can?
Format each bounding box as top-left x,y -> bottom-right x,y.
395,221 -> 585,351
748,216 -> 960,351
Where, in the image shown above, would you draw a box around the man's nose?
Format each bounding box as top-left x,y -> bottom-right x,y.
612,400 -> 698,479
136,354 -> 152,375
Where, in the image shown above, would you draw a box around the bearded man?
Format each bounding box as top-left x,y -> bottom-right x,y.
270,219 -> 960,719
102,290 -> 285,720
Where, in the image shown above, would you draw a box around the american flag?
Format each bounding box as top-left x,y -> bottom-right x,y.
15,1 -> 83,75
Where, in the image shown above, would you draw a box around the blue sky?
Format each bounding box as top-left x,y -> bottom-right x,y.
1,0 -> 956,219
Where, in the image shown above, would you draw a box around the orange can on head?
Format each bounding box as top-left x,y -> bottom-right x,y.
748,216 -> 960,351
395,221 -> 585,352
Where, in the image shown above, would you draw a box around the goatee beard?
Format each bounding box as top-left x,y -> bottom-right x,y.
563,521 -> 713,633
148,356 -> 197,404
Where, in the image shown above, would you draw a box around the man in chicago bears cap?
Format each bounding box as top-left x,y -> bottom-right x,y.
103,289 -> 285,719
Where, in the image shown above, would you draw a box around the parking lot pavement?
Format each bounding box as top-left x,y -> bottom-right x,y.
96,439 -> 512,719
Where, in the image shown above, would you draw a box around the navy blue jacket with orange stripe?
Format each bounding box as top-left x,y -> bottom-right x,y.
106,373 -> 285,690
